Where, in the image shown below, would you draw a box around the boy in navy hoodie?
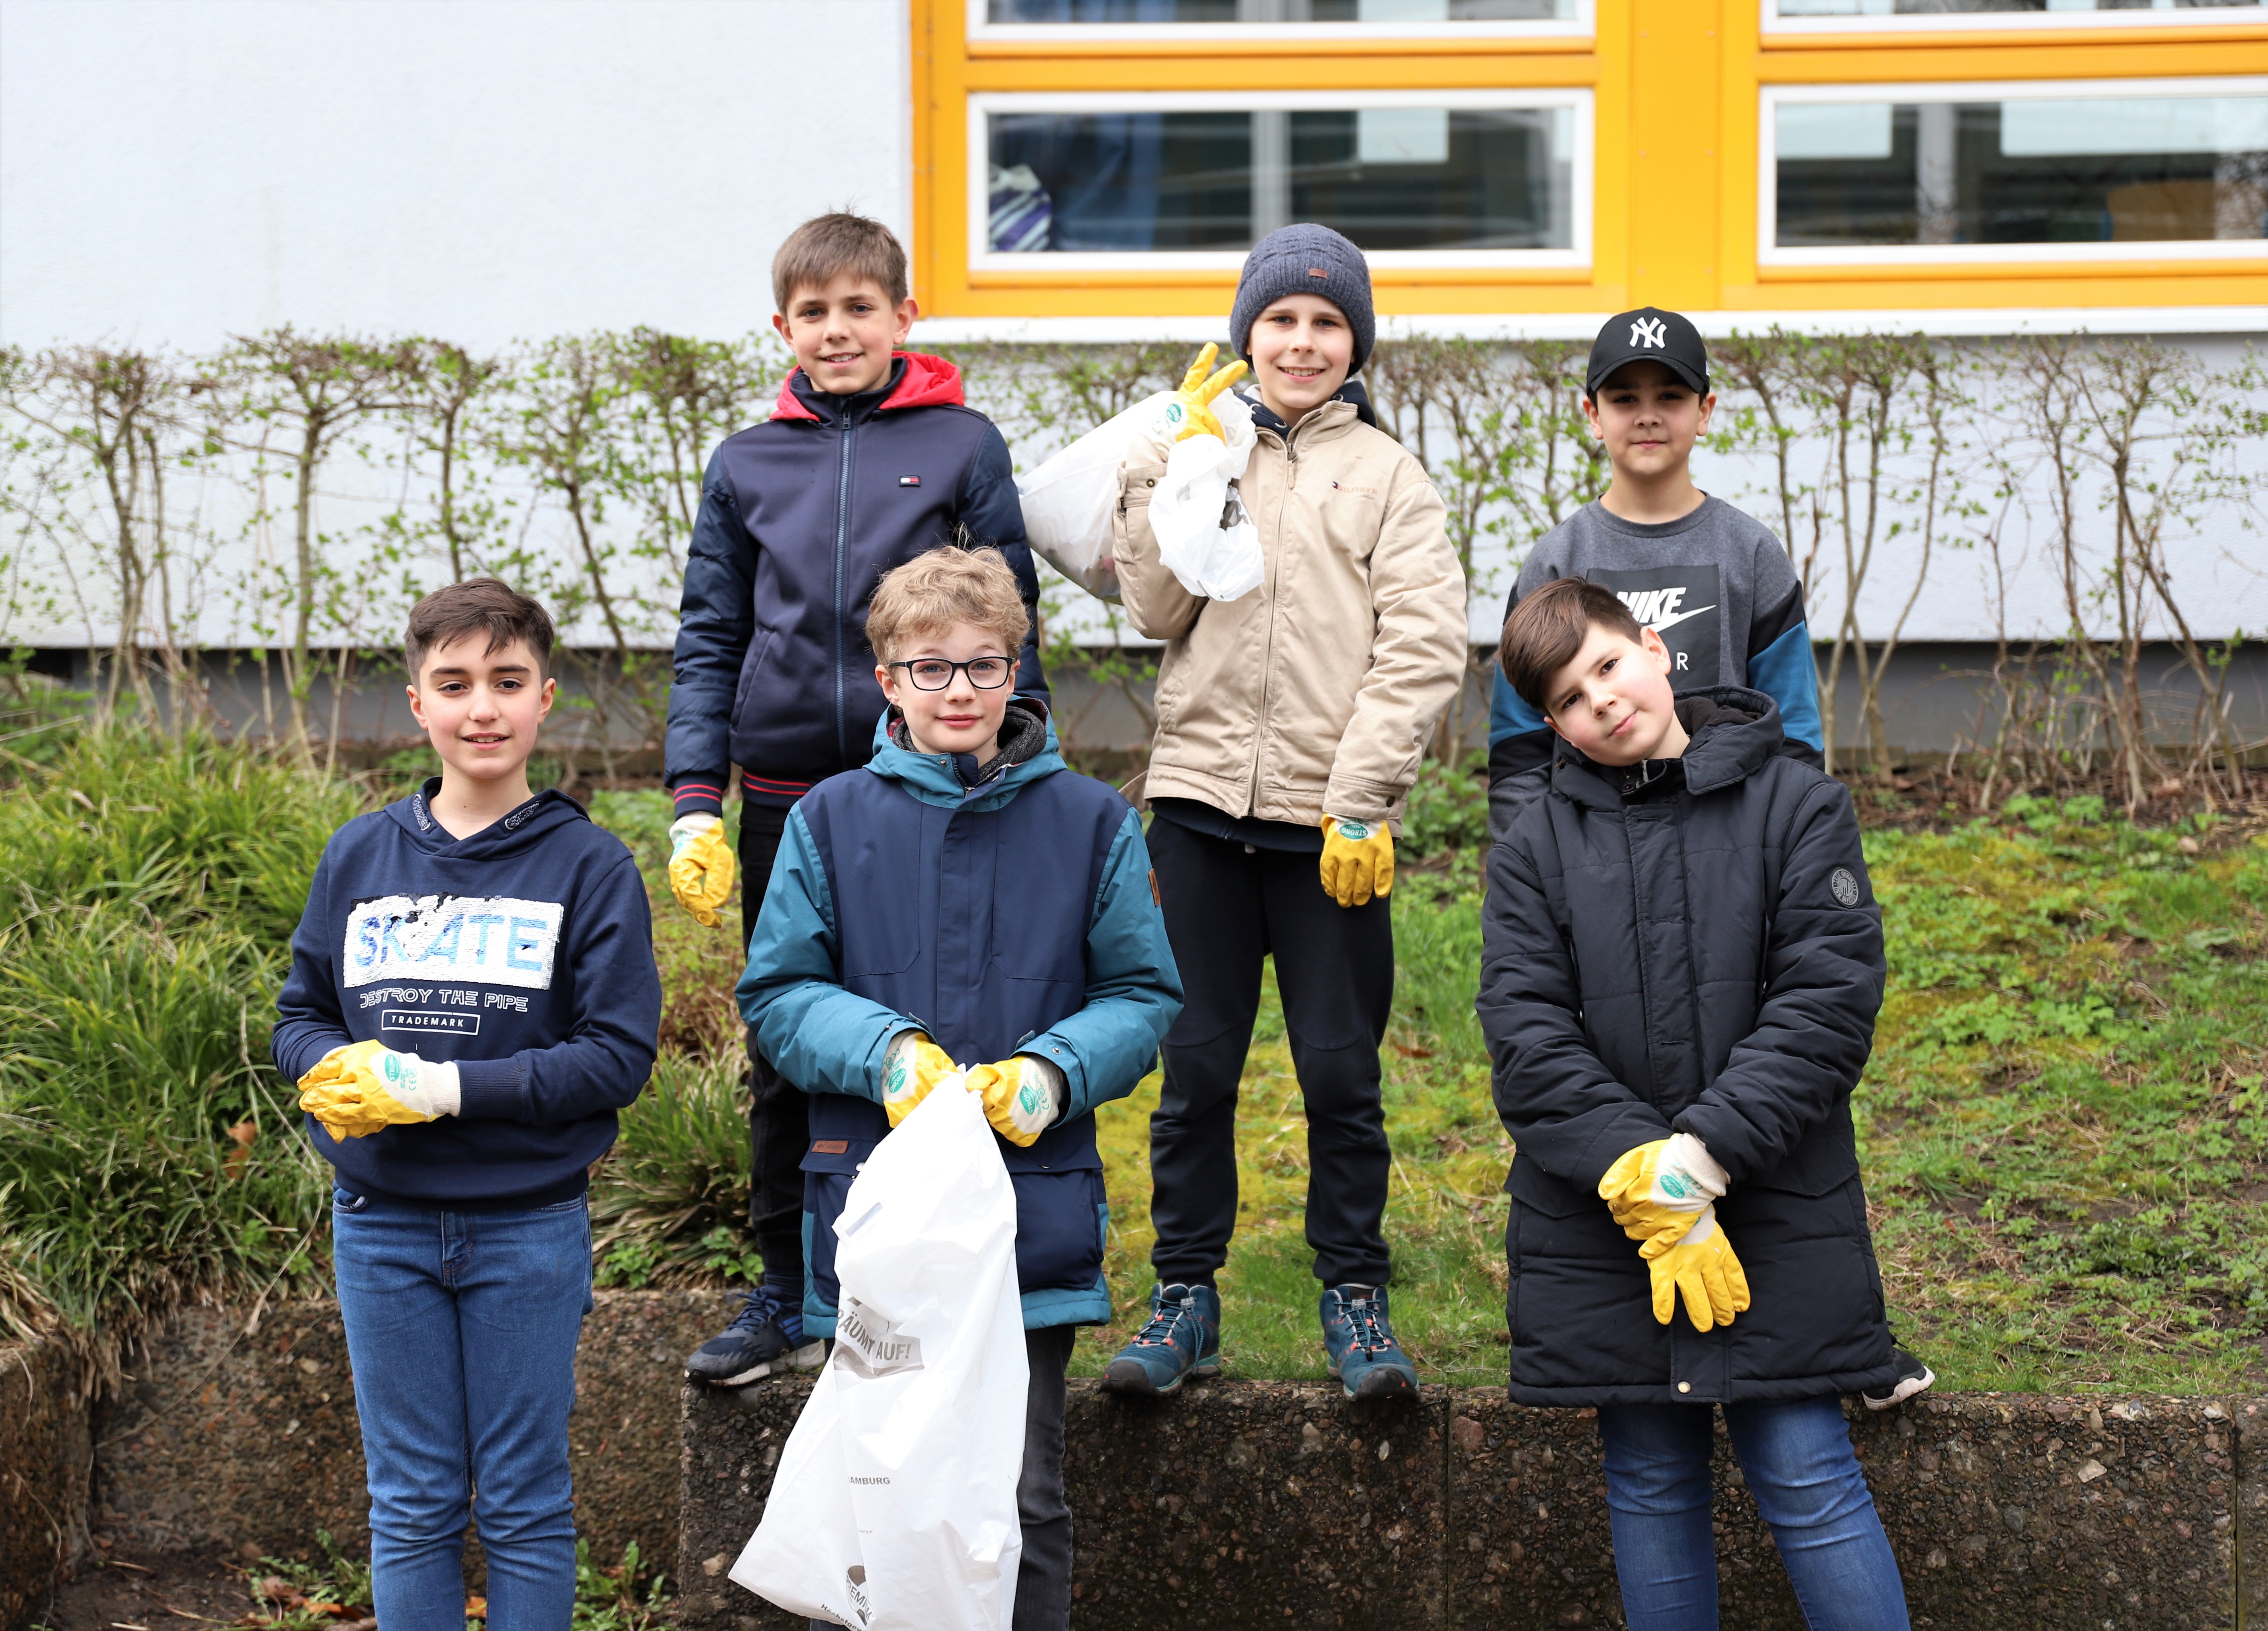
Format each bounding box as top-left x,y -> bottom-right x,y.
739,546 -> 1181,1631
666,212 -> 1050,1387
274,579 -> 662,1631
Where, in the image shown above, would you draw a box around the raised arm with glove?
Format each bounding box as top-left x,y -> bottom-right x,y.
1156,342 -> 1248,444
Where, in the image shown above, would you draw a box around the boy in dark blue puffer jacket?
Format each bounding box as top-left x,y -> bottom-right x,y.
739,546 -> 1181,1631
669,213 -> 1050,1386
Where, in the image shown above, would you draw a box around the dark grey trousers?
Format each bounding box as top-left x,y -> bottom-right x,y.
810,1324 -> 1075,1631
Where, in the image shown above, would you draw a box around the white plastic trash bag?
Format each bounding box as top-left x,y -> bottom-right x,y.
730,1079 -> 1028,1631
1013,391 -> 1169,602
1147,389 -> 1261,603
1015,388 -> 1262,604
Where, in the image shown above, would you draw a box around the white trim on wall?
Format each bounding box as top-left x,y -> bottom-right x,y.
1757,76 -> 2268,269
1761,0 -> 2263,37
911,305 -> 2268,343
967,0 -> 1592,45
967,87 -> 1593,273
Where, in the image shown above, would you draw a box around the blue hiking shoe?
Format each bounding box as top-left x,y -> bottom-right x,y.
1101,1283 -> 1222,1396
684,1287 -> 826,1387
1320,1285 -> 1418,1400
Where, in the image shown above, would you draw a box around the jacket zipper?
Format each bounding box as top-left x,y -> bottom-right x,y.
1249,409 -> 1321,818
833,410 -> 856,766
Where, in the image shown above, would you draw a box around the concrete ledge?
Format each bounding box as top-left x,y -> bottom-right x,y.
0,1337 -> 92,1631
87,1291 -> 730,1569
680,1379 -> 2246,1630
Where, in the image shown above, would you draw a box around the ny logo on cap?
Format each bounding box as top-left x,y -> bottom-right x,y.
1630,316 -> 1668,350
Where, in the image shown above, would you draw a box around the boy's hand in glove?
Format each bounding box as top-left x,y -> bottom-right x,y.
1158,342 -> 1248,444
1319,816 -> 1394,908
964,1055 -> 1067,1148
881,1031 -> 961,1128
667,814 -> 735,928
1599,1133 -> 1730,1258
299,1041 -> 461,1140
1648,1207 -> 1752,1332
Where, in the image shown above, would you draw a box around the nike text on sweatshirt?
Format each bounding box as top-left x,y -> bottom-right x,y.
273,782 -> 663,1207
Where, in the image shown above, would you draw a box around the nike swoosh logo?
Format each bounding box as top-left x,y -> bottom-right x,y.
1648,603 -> 1717,635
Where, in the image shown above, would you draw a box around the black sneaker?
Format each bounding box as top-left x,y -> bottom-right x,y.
1862,1347 -> 1935,1412
684,1287 -> 825,1387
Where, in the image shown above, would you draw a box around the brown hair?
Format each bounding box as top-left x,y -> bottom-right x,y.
405,578 -> 556,682
1498,576 -> 1644,711
772,212 -> 910,313
866,547 -> 1028,665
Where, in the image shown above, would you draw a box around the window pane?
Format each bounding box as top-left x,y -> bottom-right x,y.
1774,95 -> 2268,246
1776,1 -> 2256,15
986,1 -> 1574,22
986,107 -> 1573,252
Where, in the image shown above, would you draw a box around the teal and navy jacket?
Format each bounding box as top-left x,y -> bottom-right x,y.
737,702 -> 1182,1334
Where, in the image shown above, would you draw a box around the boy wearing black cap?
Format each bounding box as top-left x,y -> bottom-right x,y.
1103,223 -> 1469,1401
1484,307 -> 1827,843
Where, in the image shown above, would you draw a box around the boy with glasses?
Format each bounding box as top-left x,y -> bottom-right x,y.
739,545 -> 1181,1631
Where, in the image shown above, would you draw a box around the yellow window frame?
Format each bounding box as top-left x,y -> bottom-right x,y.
910,0 -> 2268,322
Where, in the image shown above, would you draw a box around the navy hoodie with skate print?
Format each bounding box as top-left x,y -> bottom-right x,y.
273,781 -> 662,1207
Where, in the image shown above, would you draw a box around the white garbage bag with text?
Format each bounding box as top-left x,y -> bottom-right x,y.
1147,388 -> 1261,603
731,1079 -> 1028,1630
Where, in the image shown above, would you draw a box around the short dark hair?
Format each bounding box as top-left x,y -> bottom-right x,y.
772,212 -> 909,313
405,578 -> 556,683
1498,576 -> 1644,711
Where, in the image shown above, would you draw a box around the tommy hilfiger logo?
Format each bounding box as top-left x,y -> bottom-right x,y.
1630,316 -> 1667,349
898,475 -> 921,487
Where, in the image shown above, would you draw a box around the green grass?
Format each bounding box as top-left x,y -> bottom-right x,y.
6,733 -> 2265,1400
1066,789 -> 2268,1394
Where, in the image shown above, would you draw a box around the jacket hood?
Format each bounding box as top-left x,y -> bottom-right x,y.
387,782 -> 592,856
770,352 -> 965,424
1550,685 -> 1785,808
864,698 -> 1063,808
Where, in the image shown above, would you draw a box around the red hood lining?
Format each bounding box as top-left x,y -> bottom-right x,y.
768,352 -> 964,422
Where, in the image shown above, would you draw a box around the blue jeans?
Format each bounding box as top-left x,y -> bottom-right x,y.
332,1186 -> 594,1631
1597,1396 -> 1910,1631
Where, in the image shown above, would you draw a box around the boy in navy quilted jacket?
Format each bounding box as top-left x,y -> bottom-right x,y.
668,214 -> 1051,1387
739,546 -> 1182,1631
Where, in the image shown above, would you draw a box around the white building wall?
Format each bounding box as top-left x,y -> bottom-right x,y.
0,0 -> 913,351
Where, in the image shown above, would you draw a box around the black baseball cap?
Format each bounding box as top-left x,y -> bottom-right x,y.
1585,307 -> 1709,399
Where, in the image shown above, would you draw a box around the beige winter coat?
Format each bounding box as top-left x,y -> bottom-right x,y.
1112,397 -> 1467,832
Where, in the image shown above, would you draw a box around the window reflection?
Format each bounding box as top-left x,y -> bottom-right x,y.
987,107 -> 1574,252
987,1 -> 1574,20
1775,95 -> 2268,246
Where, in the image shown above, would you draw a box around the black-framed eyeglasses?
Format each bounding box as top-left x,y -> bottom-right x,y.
889,657 -> 1014,691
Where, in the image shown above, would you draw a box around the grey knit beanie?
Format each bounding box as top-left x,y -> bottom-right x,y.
1230,223 -> 1375,375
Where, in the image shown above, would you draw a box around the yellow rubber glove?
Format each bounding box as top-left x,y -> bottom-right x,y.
964,1055 -> 1066,1148
1158,342 -> 1249,444
1318,815 -> 1395,908
881,1031 -> 962,1128
667,813 -> 735,929
298,1041 -> 461,1140
1600,1133 -> 1730,1260
1648,1207 -> 1752,1332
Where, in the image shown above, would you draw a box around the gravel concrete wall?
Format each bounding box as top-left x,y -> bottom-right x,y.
0,1337 -> 92,1631
89,1290 -> 729,1571
681,1378 -> 2246,1630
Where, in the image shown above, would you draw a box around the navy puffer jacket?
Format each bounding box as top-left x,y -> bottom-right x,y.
1477,688 -> 1897,1406
664,354 -> 1047,815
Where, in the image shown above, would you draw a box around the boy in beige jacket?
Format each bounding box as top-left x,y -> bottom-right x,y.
1101,223 -> 1468,1399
